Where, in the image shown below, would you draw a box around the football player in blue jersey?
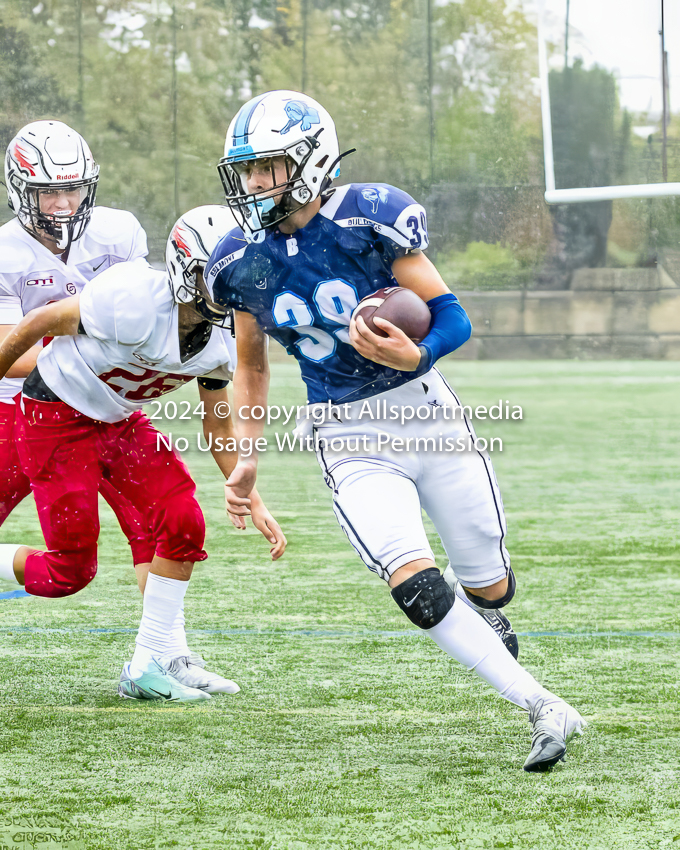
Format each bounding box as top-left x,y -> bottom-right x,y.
206,90 -> 585,771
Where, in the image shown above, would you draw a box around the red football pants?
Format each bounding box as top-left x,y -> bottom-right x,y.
16,399 -> 207,598
0,398 -> 154,565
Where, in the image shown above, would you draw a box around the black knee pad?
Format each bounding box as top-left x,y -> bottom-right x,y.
391,568 -> 455,630
463,566 -> 516,610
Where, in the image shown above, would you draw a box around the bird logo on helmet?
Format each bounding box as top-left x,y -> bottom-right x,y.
217,90 -> 345,243
165,205 -> 238,327
4,120 -> 99,252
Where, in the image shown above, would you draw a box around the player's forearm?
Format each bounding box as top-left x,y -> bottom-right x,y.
204,419 -> 239,479
233,365 -> 270,446
5,343 -> 42,379
198,385 -> 239,478
0,312 -> 53,380
0,299 -> 80,380
0,322 -> 41,376
230,310 -> 271,469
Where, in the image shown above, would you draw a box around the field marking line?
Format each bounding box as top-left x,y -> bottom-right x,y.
0,626 -> 677,639
0,589 -> 31,600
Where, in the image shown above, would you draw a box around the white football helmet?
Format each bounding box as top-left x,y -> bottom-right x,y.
218,90 -> 341,241
166,205 -> 237,326
4,120 -> 99,251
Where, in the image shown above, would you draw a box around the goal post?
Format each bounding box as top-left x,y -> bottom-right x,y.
537,0 -> 680,204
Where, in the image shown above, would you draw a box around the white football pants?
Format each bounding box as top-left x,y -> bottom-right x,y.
310,368 -> 510,585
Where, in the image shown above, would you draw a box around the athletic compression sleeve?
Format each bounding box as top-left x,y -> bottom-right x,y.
197,376 -> 229,391
417,293 -> 472,371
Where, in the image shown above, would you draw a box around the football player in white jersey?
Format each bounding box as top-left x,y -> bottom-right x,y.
0,120 -> 156,585
209,90 -> 585,770
0,205 -> 286,701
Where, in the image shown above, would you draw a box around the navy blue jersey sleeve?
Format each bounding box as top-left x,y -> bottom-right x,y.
205,227 -> 249,312
330,183 -> 429,262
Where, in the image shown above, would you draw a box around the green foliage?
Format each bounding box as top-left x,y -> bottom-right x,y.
0,0 -> 544,258
2,0 -> 675,270
435,240 -> 532,290
549,59 -> 628,190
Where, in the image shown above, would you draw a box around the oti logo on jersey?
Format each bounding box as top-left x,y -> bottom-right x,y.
26,277 -> 54,287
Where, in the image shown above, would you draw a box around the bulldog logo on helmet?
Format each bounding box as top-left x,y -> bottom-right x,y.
279,101 -> 320,135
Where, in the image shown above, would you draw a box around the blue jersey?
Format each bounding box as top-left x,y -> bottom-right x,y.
206,183 -> 434,404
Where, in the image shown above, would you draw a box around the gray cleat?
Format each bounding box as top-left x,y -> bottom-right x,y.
524,696 -> 585,772
159,654 -> 240,694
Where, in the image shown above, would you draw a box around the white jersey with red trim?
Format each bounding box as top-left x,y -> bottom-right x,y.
36,261 -> 236,423
0,207 -> 148,403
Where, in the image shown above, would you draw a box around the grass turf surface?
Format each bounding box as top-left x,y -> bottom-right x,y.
1,360 -> 679,849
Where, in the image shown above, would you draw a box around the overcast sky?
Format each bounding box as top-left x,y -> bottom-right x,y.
527,0 -> 679,117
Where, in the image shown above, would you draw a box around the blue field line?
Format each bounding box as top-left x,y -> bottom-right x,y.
0,589 -> 31,600
0,625 -> 677,639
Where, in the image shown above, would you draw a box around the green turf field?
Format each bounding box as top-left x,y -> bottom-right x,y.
1,360 -> 679,850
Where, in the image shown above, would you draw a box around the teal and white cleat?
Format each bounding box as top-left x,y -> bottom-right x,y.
118,659 -> 210,702
159,654 -> 240,695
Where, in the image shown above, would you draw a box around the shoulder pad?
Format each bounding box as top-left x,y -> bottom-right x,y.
352,184 -> 416,224
205,226 -> 248,287
85,207 -> 146,253
341,184 -> 429,250
0,234 -> 37,275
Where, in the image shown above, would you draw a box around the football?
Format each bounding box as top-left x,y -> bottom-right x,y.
352,287 -> 431,343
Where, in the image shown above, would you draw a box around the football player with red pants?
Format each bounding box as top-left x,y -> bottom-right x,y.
0,206 -> 286,701
0,120 -> 155,584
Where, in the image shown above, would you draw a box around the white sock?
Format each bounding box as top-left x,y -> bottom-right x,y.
0,544 -> 22,585
167,605 -> 190,657
427,600 -> 551,709
130,573 -> 189,677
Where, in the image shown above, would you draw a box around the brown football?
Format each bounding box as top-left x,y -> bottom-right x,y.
352,287 -> 431,343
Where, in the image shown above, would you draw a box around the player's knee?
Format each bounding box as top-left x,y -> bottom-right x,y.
155,492 -> 206,561
53,574 -> 95,597
464,567 -> 516,610
391,567 -> 455,630
40,548 -> 98,597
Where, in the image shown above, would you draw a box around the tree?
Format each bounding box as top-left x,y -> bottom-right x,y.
536,59 -> 630,289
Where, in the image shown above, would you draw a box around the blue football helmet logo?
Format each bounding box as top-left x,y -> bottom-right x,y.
279,100 -> 321,134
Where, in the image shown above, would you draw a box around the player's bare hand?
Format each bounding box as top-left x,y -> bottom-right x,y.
349,315 -> 421,371
250,495 -> 287,561
227,510 -> 247,531
224,461 -> 257,517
